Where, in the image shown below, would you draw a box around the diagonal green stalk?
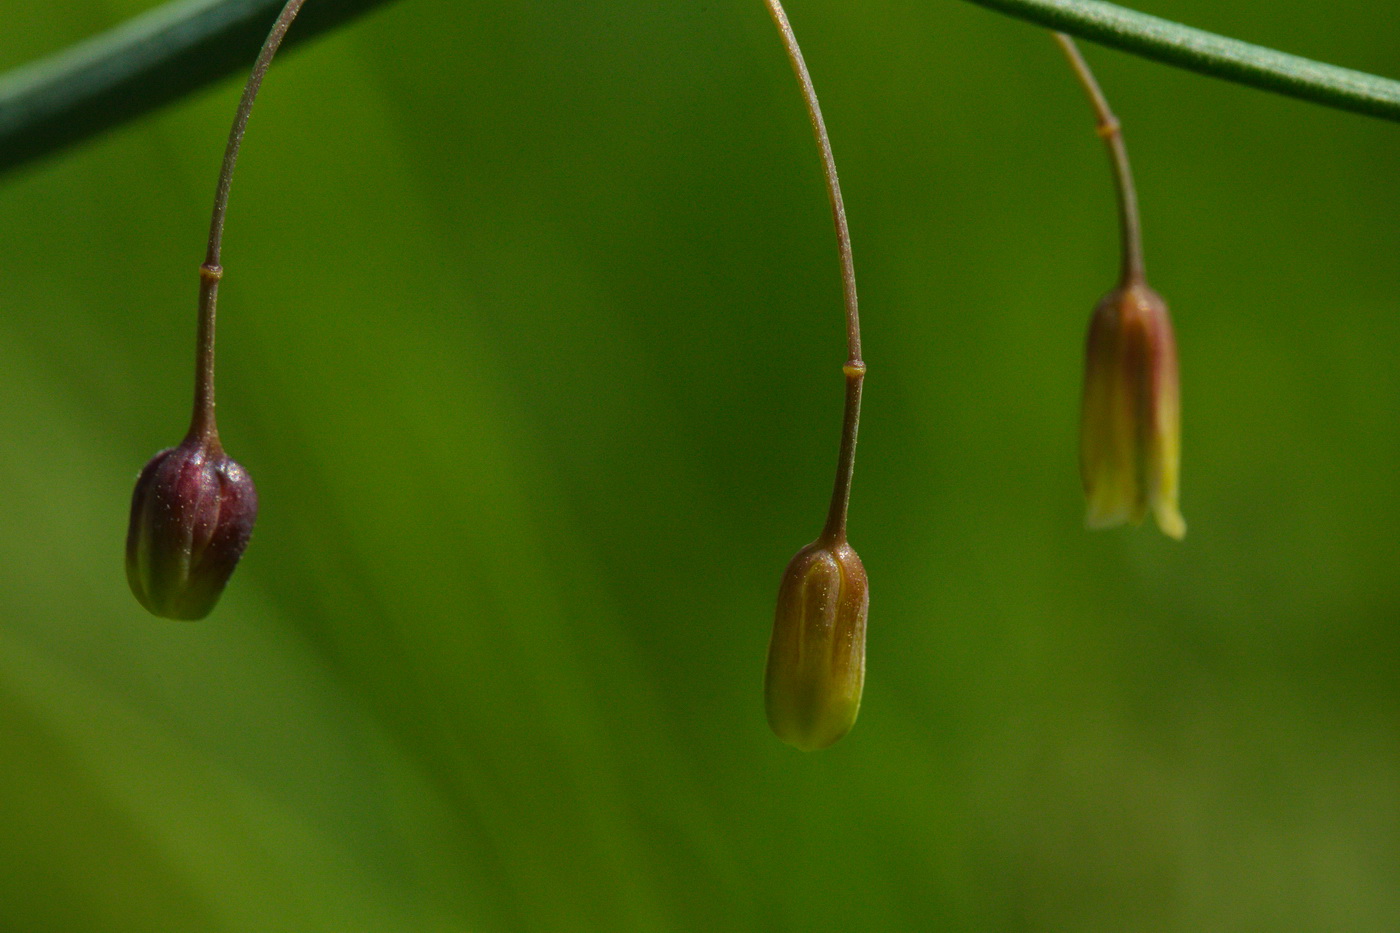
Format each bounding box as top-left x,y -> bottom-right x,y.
0,0 -> 398,176
0,0 -> 1397,179
961,0 -> 1400,121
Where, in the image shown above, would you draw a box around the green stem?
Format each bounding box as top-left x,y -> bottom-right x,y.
762,0 -> 862,366
762,0 -> 864,545
188,0 -> 308,445
0,0 -> 1397,180
0,0 -> 397,177
1053,33 -> 1144,287
960,0 -> 1400,122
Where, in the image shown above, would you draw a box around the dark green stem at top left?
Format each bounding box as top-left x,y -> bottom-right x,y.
0,0 -> 397,178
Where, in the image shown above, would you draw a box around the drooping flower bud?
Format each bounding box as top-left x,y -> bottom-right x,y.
126,437 -> 258,620
765,538 -> 869,751
1080,279 -> 1185,539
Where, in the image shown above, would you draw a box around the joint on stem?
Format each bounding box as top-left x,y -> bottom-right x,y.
1094,117 -> 1121,140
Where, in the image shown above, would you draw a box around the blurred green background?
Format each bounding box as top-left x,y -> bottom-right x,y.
1,1 -> 1398,930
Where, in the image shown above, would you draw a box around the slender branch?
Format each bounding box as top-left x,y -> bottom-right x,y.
763,0 -> 861,365
206,0 -> 307,269
188,0 -> 307,444
763,0 -> 864,544
1,1 -> 1397,180
190,265 -> 224,444
1054,33 -> 1144,286
960,0 -> 1400,122
821,365 -> 865,544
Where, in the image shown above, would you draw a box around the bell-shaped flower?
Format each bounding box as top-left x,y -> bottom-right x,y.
1080,279 -> 1185,539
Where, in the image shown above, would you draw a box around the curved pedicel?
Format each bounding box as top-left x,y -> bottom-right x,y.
760,0 -> 870,750
126,0 -> 307,618
1055,33 -> 1185,540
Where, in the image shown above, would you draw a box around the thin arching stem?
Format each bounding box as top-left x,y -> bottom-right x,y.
763,0 -> 861,363
188,0 -> 308,444
762,0 -> 866,545
820,362 -> 865,543
1054,32 -> 1144,286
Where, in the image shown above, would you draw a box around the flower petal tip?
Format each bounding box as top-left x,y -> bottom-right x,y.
1155,504 -> 1186,541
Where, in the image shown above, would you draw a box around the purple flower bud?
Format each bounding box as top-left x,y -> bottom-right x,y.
765,539 -> 868,751
125,438 -> 258,620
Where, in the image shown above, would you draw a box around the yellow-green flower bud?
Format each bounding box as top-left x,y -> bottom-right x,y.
765,538 -> 868,751
1080,279 -> 1185,539
125,438 -> 258,620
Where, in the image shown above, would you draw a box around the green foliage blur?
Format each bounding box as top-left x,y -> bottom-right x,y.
1,1 -> 1397,929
